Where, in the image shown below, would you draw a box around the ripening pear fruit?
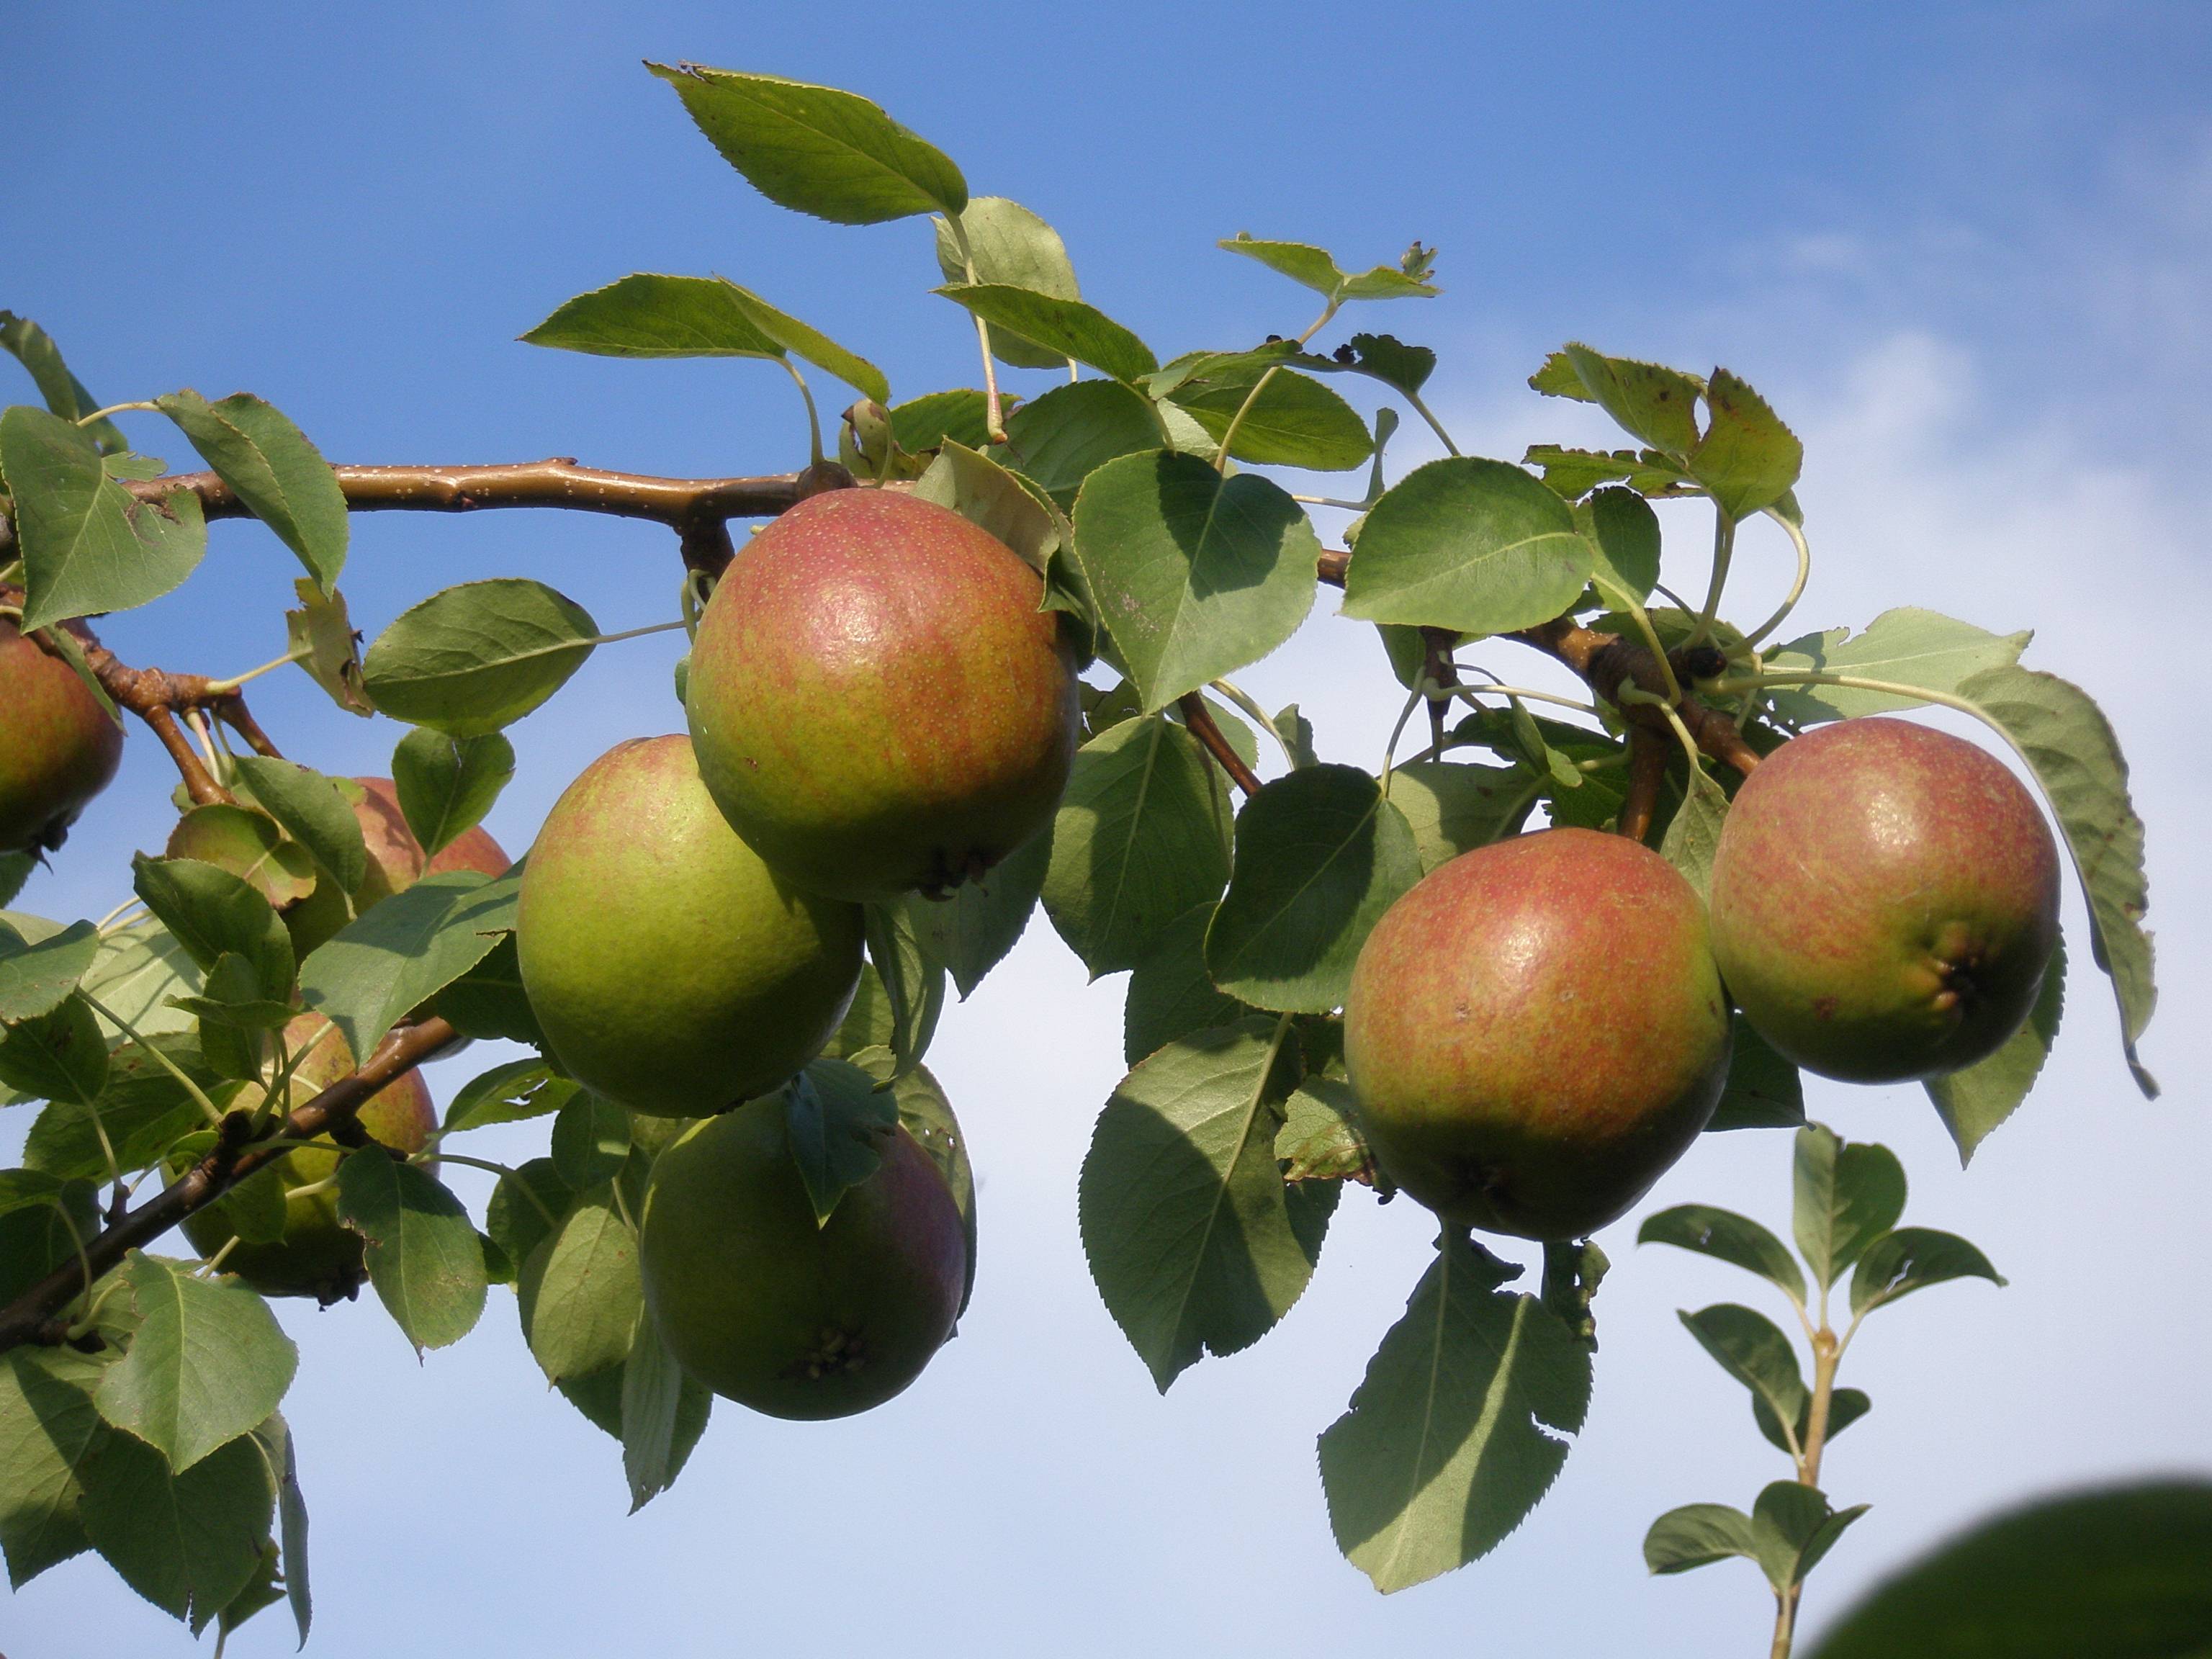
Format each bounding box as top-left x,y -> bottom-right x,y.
183,1015 -> 436,1302
281,775 -> 511,956
516,735 -> 863,1115
1707,717 -> 2061,1084
639,1091 -> 966,1419
0,617 -> 124,854
1344,829 -> 1732,1240
685,488 -> 1081,902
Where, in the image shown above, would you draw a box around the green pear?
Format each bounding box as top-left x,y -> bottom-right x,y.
515,734 -> 863,1116
1708,716 -> 2060,1083
685,488 -> 1080,902
183,1014 -> 436,1302
1344,827 -> 1732,1240
0,616 -> 123,854
639,1092 -> 966,1419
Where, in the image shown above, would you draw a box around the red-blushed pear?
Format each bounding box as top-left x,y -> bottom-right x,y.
1707,716 -> 2061,1084
515,735 -> 863,1116
1344,828 -> 1732,1241
685,488 -> 1081,902
183,1013 -> 436,1303
639,1094 -> 966,1419
0,616 -> 123,854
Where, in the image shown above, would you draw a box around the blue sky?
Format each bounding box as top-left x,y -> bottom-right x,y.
8,4 -> 2212,1655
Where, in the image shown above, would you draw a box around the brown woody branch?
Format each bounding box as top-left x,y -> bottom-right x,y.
0,1016 -> 458,1352
1178,693 -> 1264,796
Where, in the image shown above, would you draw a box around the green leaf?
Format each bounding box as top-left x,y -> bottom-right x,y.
1954,665 -> 2157,1096
1659,763 -> 1729,899
433,934 -> 541,1047
1708,1015 -> 1807,1131
519,272 -> 783,357
933,197 -> 1082,369
0,311 -> 123,450
556,1354 -> 713,1482
162,804 -> 317,910
0,994 -> 109,1105
1755,1386 -> 1871,1457
2,404 -> 207,629
228,755 -> 369,895
1003,379 -> 1167,509
1686,369 -> 1802,521
889,388 -> 990,454
1792,1125 -> 1906,1290
783,1056 -> 899,1226
1763,609 -> 2031,724
1558,345 -> 1704,457
1217,233 -> 1439,302
152,390 -> 347,590
335,1152 -> 487,1352
902,827 -> 1047,997
1123,904 -> 1249,1066
297,870 -> 510,1062
1274,1074 -> 1373,1184
0,1182 -> 100,1306
1751,1479 -> 1863,1593
648,61 -> 966,224
390,728 -> 514,861
284,578 -> 373,716
1849,1227 -> 2005,1317
518,1186 -> 642,1384
1206,765 -> 1421,1013
1069,450 -> 1319,711
619,1315 -> 700,1513
73,918 -> 203,1044
1382,762 -> 1537,873
0,1344 -> 109,1588
1803,1480 -> 2212,1659
934,284 -> 1157,384
94,1254 -> 297,1473
1578,485 -> 1663,602
0,919 -> 100,1022
443,1058 -> 577,1135
1341,457 -> 1593,636
1926,933 -> 2065,1164
1677,1304 -> 1807,1442
860,902 -> 944,1082
1042,715 -> 1232,976
1318,1231 -> 1593,1593
484,1157 -> 567,1282
0,855 -> 32,909
129,855 -> 292,1001
0,1169 -> 92,1219
1077,1018 -> 1323,1390
551,1091 -> 632,1191
258,1413 -> 310,1646
1342,333 -> 1436,397
1524,444 -> 1695,500
361,578 -> 599,737
910,439 -> 1059,574
1644,1502 -> 1758,1575
1638,1205 -> 1807,1305
713,280 -> 889,405
1171,368 -> 1375,472
78,1427 -> 271,1622
22,1038 -> 218,1179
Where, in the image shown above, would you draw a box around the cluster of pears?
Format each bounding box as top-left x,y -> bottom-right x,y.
1346,717 -> 2060,1240
517,488 -> 1079,1419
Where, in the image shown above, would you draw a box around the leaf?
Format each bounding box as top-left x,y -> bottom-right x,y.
1686,369 -> 1802,521
714,280 -> 889,405
2,404 -> 208,629
0,1169 -> 93,1219
0,1187 -> 99,1306
1274,1074 -> 1373,1183
433,934 -> 542,1046
228,755 -> 369,895
1644,1503 -> 1758,1575
333,1152 -> 486,1352
550,1091 -> 632,1191
1042,714 -> 1233,976
128,856 -> 292,1001
1343,332 -> 1436,397
889,389 -> 990,454
22,1038 -> 217,1179
932,197 -> 1082,369
0,1344 -> 109,1588
1123,904 -> 1249,1066
1003,378 -> 1169,508
1341,457 -> 1593,636
910,440 -> 1058,573
153,390 -> 347,590
1802,1479 -> 2212,1659
1382,762 -> 1537,873
647,61 -> 966,224
162,804 -> 317,909
259,1413 -> 310,1645
860,902 -> 945,1081
0,994 -> 109,1105
518,1187 -> 642,1384
902,827 -> 1047,997
1318,1230 -> 1593,1593
1069,450 -> 1319,712
783,1056 -> 899,1226
1638,1205 -> 1807,1305
1659,763 -> 1729,899
1077,1018 -> 1323,1390
1955,665 -> 2156,1095
75,919 -> 203,1043
360,578 -> 599,736
78,1427 -> 271,1622
484,1158 -> 567,1281
619,1316 -> 697,1513
1763,609 -> 2031,724
0,855 -> 32,909
1755,1386 -> 1871,1457
1927,933 -> 2065,1164
442,1058 -> 577,1135
520,272 -> 783,357
390,728 -> 514,861
1750,1479 -> 1861,1593
284,579 -> 372,716
0,918 -> 101,1021
0,310 -> 122,450
1792,1125 -> 1907,1290
1849,1227 -> 2005,1317
1206,765 -> 1422,1013
934,284 -> 1157,384
1578,485 -> 1662,602
1217,233 -> 1439,302
94,1254 -> 297,1473
297,870 -> 511,1062
1707,1015 -> 1807,1131
1171,368 -> 1375,472
1558,345 -> 1705,457
1677,1305 -> 1807,1444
